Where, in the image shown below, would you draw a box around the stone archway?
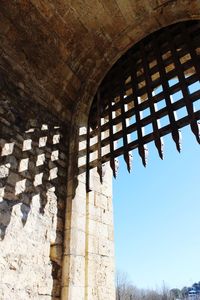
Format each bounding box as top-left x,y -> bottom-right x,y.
0,2 -> 200,300
75,1 -> 200,122
64,11 -> 200,300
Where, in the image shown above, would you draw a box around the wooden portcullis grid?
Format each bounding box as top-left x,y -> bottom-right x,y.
86,21 -> 200,192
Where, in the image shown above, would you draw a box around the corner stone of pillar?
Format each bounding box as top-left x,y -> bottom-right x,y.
61,161 -> 116,300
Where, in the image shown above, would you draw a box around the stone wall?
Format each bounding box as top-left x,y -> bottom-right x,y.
61,126 -> 115,300
2,2 -> 196,299
1,1 -> 199,123
0,77 -> 69,300
85,167 -> 115,300
0,71 -> 116,300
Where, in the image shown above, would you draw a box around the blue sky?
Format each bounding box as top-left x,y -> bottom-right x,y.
113,125 -> 200,290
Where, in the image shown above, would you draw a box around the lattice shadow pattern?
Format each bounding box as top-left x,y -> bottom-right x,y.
0,122 -> 67,240
86,21 -> 200,191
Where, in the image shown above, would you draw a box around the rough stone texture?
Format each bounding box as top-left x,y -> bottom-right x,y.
1,1 -> 200,299
1,0 -> 200,123
61,144 -> 115,300
0,80 -> 69,300
86,169 -> 115,300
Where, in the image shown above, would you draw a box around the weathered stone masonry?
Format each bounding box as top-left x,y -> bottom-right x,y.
1,1 -> 200,299
0,76 -> 69,299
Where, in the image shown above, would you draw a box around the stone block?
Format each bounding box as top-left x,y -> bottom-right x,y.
63,228 -> 85,256
62,255 -> 85,287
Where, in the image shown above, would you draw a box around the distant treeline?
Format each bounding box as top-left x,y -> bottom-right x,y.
171,281 -> 200,299
116,272 -> 200,300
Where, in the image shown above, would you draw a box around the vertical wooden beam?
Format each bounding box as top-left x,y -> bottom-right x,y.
97,90 -> 103,183
152,36 -> 182,152
108,97 -> 117,177
140,41 -> 164,159
119,88 -> 132,172
130,63 -> 148,166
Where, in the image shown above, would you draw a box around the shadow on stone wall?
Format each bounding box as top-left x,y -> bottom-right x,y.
0,124 -> 67,239
0,123 -> 68,299
0,83 -> 68,299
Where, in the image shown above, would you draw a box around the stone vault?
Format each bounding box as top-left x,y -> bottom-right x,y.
0,1 -> 200,299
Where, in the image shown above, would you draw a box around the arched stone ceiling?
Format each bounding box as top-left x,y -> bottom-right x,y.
0,0 -> 200,123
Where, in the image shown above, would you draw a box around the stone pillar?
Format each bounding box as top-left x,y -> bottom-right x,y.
61,126 -> 115,300
85,166 -> 115,300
